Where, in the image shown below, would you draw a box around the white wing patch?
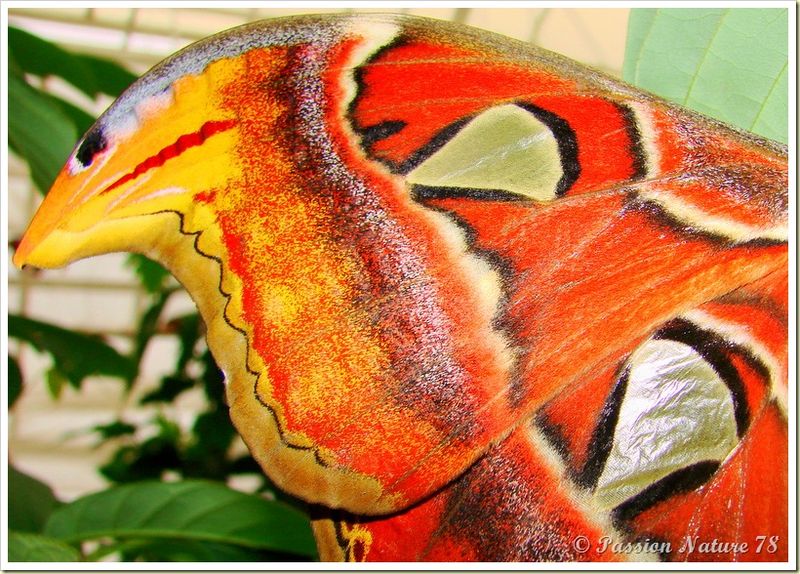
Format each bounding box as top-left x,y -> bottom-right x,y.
407,104 -> 564,201
593,339 -> 738,510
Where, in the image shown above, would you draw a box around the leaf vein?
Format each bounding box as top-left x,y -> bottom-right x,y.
682,10 -> 728,106
748,60 -> 787,132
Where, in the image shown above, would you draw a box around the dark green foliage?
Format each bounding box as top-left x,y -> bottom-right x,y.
10,27 -> 112,98
8,466 -> 62,533
9,314 -> 136,389
44,480 -> 318,560
125,254 -> 171,296
8,355 -> 22,408
91,420 -> 138,440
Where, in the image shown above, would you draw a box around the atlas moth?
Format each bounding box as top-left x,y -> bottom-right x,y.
14,13 -> 788,562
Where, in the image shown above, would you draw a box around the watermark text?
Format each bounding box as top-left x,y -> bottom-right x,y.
572,535 -> 780,556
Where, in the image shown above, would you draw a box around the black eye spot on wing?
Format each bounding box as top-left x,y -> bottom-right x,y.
75,128 -> 107,167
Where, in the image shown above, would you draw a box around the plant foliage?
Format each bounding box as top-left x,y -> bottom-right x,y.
44,480 -> 317,561
624,8 -> 788,143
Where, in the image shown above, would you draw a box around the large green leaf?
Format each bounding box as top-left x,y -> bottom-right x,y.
624,8 -> 788,143
8,466 -> 62,533
9,26 -> 99,97
9,26 -> 137,99
8,531 -> 80,562
40,91 -> 97,137
8,73 -> 77,192
95,538 -> 294,562
76,53 -> 138,97
44,480 -> 318,559
8,314 -> 135,388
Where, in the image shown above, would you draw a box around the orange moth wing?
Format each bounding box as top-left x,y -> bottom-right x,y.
14,14 -> 788,561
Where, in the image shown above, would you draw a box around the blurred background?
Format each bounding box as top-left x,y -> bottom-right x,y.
7,6 -> 630,502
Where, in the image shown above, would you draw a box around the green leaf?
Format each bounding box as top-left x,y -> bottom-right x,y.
126,254 -> 171,295
41,92 -> 97,136
9,314 -> 135,388
99,415 -> 182,483
199,346 -> 225,400
9,466 -> 62,533
46,367 -> 68,398
127,287 -> 175,388
8,531 -> 80,562
92,420 -> 138,441
9,26 -> 99,97
8,27 -> 136,99
100,538 -> 297,562
172,313 -> 203,375
99,441 -> 180,484
76,53 -> 138,97
191,409 -> 236,453
8,73 -> 77,193
624,8 -> 788,143
44,480 -> 318,559
140,376 -> 195,404
8,355 -> 23,408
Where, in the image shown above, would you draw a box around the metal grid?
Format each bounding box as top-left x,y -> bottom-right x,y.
7,7 -> 630,500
